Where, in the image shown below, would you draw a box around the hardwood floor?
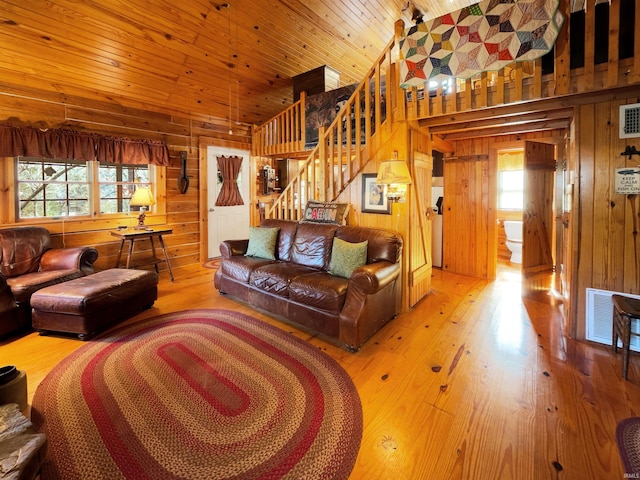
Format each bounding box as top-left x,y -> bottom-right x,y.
2,263 -> 639,479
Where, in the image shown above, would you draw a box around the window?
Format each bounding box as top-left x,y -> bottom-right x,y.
16,157 -> 152,219
98,162 -> 150,214
498,169 -> 524,210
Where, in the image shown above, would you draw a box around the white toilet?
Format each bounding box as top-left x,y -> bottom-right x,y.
503,220 -> 523,264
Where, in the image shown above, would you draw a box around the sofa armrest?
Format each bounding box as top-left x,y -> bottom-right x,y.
348,261 -> 400,294
219,239 -> 249,258
339,261 -> 401,351
40,247 -> 99,275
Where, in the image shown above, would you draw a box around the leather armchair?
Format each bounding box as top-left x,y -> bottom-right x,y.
0,226 -> 98,338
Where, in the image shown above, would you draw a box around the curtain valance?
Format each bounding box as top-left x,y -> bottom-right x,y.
0,125 -> 170,165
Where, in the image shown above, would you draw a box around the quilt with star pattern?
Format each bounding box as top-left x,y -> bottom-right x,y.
399,0 -> 564,87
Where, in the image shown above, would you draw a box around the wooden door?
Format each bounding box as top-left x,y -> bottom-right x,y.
522,141 -> 556,294
207,145 -> 251,258
408,151 -> 433,307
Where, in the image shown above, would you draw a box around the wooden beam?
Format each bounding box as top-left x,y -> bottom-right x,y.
440,118 -> 571,141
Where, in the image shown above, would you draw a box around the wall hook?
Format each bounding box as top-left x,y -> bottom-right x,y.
621,145 -> 640,159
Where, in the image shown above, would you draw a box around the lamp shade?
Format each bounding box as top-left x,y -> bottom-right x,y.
376,160 -> 412,185
129,187 -> 156,207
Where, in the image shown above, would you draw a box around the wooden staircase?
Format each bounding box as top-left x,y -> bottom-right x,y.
252,36 -> 400,220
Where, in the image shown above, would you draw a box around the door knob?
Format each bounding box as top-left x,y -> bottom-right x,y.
209,208 -> 215,212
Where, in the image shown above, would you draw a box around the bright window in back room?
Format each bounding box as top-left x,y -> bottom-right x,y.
498,149 -> 524,211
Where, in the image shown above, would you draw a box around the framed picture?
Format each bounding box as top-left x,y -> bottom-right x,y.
361,173 -> 391,214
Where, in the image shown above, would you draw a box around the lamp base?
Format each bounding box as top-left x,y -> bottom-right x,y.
133,209 -> 147,229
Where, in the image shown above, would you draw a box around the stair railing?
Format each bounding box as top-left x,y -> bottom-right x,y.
264,36 -> 398,220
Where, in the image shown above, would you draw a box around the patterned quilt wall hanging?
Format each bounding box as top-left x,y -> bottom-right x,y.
399,0 -> 564,87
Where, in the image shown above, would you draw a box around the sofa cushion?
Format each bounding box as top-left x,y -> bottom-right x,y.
290,223 -> 338,270
289,273 -> 348,313
250,263 -> 319,297
336,225 -> 402,264
6,270 -> 84,304
301,201 -> 349,226
245,226 -> 279,260
221,256 -> 276,283
260,219 -> 299,262
329,238 -> 368,279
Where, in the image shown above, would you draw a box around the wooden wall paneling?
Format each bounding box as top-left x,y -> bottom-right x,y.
486,143 -> 497,279
623,193 -> 640,293
607,100 -> 627,294
574,103 -> 596,340
591,102 -> 614,290
564,123 -> 577,336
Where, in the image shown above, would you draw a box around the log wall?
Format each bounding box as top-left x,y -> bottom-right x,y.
0,83 -> 252,273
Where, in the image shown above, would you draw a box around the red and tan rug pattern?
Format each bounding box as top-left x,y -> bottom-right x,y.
31,309 -> 362,480
202,257 -> 221,270
617,417 -> 640,475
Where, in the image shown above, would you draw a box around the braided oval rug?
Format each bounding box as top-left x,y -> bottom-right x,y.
32,309 -> 362,480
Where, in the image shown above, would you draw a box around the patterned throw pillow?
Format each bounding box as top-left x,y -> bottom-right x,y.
301,201 -> 349,225
244,226 -> 279,260
329,237 -> 368,279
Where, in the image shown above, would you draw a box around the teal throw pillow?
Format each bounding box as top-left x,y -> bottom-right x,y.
329,237 -> 368,279
245,226 -> 279,260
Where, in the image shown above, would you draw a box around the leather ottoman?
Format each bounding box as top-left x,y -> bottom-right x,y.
31,269 -> 158,339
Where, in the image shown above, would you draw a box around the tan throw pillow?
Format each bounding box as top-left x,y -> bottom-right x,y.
329,237 -> 368,279
244,226 -> 279,260
301,200 -> 349,225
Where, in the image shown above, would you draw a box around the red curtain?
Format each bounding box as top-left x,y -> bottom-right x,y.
215,155 -> 244,206
0,125 -> 169,165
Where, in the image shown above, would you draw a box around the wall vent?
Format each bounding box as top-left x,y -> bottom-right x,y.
585,288 -> 640,351
620,103 -> 640,138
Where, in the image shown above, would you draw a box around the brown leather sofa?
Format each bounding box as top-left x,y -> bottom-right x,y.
214,219 -> 403,351
0,226 -> 98,338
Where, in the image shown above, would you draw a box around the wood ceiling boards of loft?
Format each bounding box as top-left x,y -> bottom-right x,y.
0,0 -> 475,126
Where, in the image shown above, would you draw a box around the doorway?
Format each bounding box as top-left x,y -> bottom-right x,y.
206,145 -> 250,258
495,140 -> 560,298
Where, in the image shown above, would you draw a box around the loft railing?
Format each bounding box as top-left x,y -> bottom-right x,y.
252,92 -> 306,156
263,36 -> 397,220
403,1 -> 640,120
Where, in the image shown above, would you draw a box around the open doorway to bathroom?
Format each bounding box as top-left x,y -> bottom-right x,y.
497,148 -> 524,275
496,141 -> 559,298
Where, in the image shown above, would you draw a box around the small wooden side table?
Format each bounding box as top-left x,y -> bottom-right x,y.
111,228 -> 174,282
612,294 -> 640,380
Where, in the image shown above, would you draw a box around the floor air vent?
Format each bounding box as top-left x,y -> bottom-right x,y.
585,288 -> 640,352
620,103 -> 640,138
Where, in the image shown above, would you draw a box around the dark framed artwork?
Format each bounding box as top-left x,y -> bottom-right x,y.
361,173 -> 391,214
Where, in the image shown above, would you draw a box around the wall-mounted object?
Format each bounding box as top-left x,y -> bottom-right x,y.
262,166 -> 276,195
620,104 -> 640,138
178,151 -> 189,194
376,159 -> 412,203
361,173 -> 391,214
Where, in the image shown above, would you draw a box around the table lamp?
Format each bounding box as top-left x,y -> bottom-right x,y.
129,187 -> 155,230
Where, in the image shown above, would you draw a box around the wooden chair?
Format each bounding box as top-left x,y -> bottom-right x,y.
612,294 -> 640,380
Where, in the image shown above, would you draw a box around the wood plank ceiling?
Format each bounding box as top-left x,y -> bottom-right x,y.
0,0 -> 472,127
